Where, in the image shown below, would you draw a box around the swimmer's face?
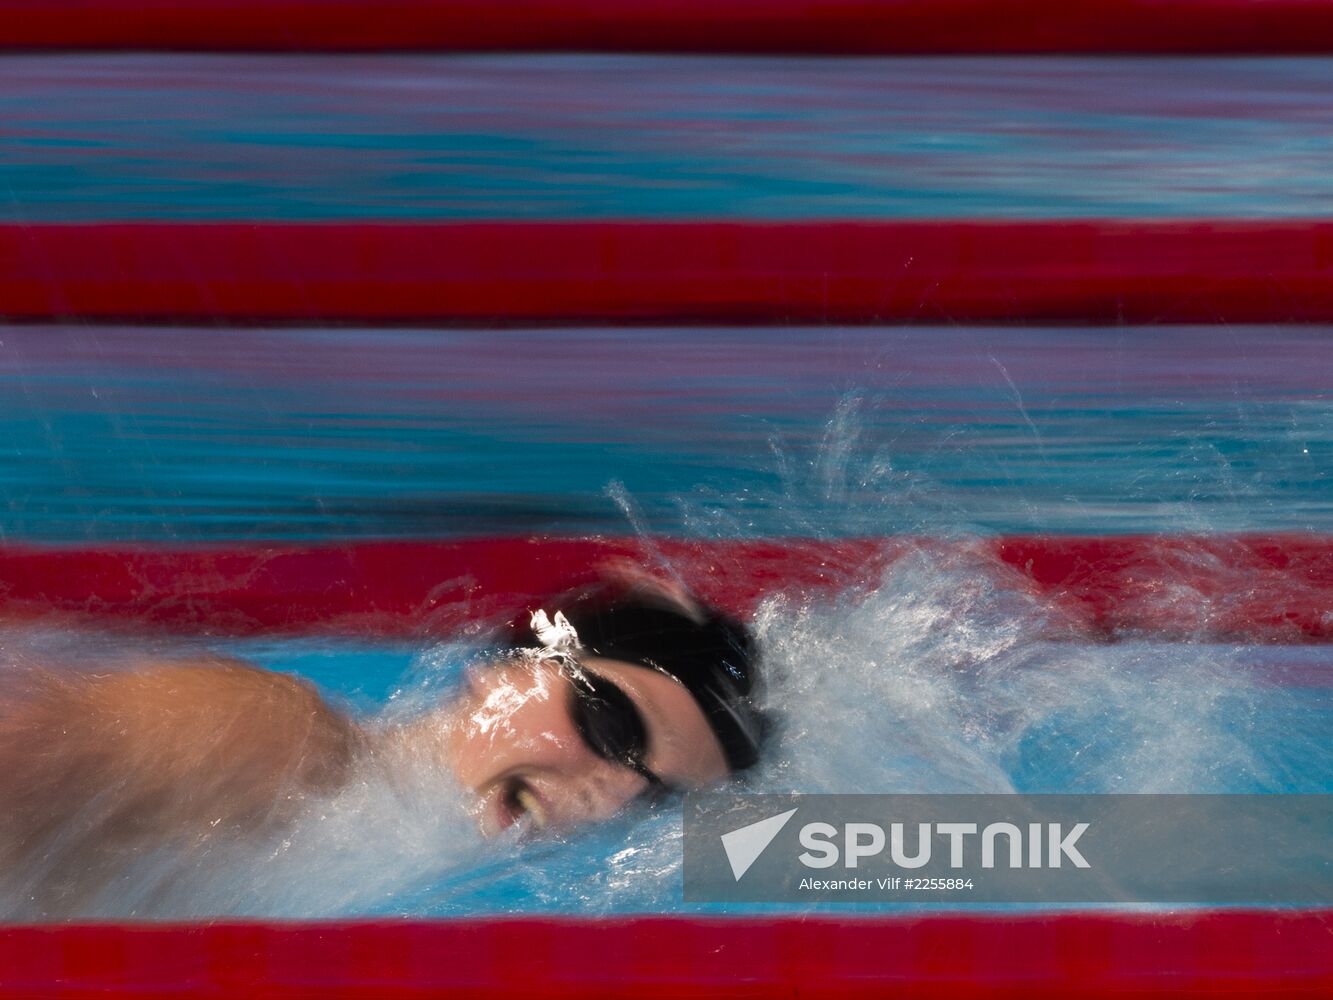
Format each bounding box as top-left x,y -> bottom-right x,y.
447,654 -> 730,835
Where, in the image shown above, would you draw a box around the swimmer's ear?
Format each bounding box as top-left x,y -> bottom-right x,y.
593,558 -> 706,624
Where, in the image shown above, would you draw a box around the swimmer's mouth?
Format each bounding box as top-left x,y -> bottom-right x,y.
500,777 -> 549,831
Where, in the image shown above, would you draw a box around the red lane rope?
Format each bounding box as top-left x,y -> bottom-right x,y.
3,1 -> 1333,53
0,534 -> 1327,642
3,221 -> 1332,325
0,912 -> 1329,998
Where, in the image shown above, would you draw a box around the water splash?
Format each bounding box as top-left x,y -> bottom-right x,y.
0,399 -> 1327,919
392,545 -> 1327,916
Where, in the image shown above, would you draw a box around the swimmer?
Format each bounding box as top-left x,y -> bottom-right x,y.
0,580 -> 764,914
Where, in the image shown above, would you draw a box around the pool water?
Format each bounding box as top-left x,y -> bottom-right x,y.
0,324 -> 1327,541
4,540 -> 1325,920
4,56 -> 1331,220
0,53 -> 1328,919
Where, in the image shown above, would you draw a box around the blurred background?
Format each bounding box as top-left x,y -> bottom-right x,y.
0,7 -> 1329,923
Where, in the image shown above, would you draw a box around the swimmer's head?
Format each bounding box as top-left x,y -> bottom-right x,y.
445,582 -> 765,835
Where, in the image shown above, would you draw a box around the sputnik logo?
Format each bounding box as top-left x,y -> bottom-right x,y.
720,808 -> 798,881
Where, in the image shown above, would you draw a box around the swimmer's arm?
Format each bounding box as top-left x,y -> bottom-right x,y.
0,658 -> 363,847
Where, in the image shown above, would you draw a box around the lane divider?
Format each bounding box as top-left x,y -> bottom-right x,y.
0,911 -> 1329,998
3,1 -> 1333,53
0,534 -> 1327,641
3,221 -> 1331,325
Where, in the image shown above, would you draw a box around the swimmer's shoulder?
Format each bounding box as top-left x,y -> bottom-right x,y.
0,657 -> 365,915
85,657 -> 365,798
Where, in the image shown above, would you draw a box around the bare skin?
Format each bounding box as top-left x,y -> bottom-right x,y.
408,653 -> 730,835
0,651 -> 730,915
0,658 -> 361,916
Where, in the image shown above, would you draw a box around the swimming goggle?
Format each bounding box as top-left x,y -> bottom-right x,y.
565,665 -> 668,792
528,608 -> 669,792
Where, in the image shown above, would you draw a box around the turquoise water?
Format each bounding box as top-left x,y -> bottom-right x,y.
2,56 -> 1331,220
131,572 -> 1333,916
0,53 -> 1328,919
0,325 -> 1327,541
3,328 -> 1327,917
8,560 -> 1326,919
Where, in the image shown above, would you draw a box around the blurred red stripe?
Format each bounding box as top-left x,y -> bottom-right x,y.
3,1 -> 1333,53
0,534 -> 1327,642
2,221 -> 1332,325
0,912 -> 1328,998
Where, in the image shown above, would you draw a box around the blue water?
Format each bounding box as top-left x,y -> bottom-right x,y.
2,56 -> 1331,220
159,563 -> 1333,915
10,558 -> 1326,919
0,324 -> 1326,541
0,52 -> 1329,919
3,321 -> 1326,919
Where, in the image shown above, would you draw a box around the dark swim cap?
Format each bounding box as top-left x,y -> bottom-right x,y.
506,586 -> 766,773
